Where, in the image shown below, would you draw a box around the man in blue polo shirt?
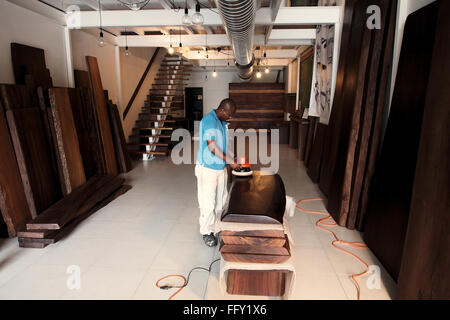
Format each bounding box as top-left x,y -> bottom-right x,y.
195,98 -> 239,247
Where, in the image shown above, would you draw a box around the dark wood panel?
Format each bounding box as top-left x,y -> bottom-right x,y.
307,123 -> 327,183
397,0 -> 450,298
6,107 -> 61,218
304,116 -> 318,168
0,101 -> 32,236
364,1 -> 439,282
48,88 -> 86,195
319,0 -> 359,197
19,185 -> 131,245
227,269 -> 288,296
11,43 -> 53,88
0,84 -> 37,110
26,175 -> 123,230
85,57 -> 118,176
107,102 -> 132,173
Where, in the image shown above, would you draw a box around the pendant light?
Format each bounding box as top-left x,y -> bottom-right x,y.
212,57 -> 217,77
98,0 -> 105,47
168,29 -> 174,55
124,27 -> 130,56
182,0 -> 192,25
192,1 -> 204,25
179,27 -> 182,48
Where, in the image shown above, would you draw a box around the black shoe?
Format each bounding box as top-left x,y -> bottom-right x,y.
203,233 -> 217,247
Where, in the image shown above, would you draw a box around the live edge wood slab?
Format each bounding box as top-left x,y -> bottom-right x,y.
86,56 -> 119,176
26,175 -> 124,230
19,185 -> 131,248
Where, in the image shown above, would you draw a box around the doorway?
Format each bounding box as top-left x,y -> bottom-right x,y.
185,87 -> 203,132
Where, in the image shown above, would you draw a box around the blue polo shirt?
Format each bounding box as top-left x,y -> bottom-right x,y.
197,110 -> 228,170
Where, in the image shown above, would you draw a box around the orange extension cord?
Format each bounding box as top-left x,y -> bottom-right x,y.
155,274 -> 187,300
296,198 -> 369,300
156,198 -> 370,300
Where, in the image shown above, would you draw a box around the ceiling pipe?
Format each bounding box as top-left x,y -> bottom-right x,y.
216,0 -> 260,81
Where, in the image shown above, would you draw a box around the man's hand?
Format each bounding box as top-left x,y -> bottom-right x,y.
230,162 -> 240,171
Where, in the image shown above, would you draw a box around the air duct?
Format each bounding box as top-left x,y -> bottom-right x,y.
216,0 -> 260,81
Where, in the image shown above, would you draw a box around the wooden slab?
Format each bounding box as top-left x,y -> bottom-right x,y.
221,235 -> 286,247
48,88 -> 86,195
221,253 -> 290,264
6,107 -> 61,218
26,175 -> 124,230
307,123 -> 327,183
220,229 -> 285,238
85,56 -> 118,176
11,43 -> 53,88
397,0 -> 450,299
220,240 -> 290,256
363,1 -> 439,281
0,84 -> 37,110
107,102 -> 132,173
0,101 -> 32,236
227,269 -> 289,296
20,184 -> 131,245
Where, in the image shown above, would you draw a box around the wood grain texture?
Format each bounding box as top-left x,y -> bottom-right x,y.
307,123 -> 327,183
0,84 -> 37,110
85,56 -> 118,176
220,229 -> 285,238
363,1 -> 439,281
26,175 -> 124,230
48,88 -> 86,195
107,102 -> 132,173
356,0 -> 398,230
19,185 -> 131,246
221,253 -> 290,264
397,0 -> 450,299
304,116 -> 318,168
220,238 -> 290,256
67,88 -> 99,179
227,269 -> 289,296
221,235 -> 286,246
6,107 -> 61,218
229,83 -> 285,130
0,101 -> 32,236
319,0 -> 358,197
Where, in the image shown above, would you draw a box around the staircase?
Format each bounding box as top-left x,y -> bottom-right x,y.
128,54 -> 192,161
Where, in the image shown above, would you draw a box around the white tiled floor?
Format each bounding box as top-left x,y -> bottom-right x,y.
0,145 -> 396,300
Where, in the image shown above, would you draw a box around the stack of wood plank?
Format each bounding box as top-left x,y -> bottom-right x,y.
0,43 -> 132,246
219,230 -> 291,264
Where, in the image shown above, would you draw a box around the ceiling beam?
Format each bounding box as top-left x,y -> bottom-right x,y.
185,49 -> 299,60
67,7 -> 342,29
196,59 -> 290,67
117,34 -> 314,47
268,29 -> 316,40
265,0 -> 283,44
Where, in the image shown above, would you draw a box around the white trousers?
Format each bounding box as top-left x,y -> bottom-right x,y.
195,164 -> 228,235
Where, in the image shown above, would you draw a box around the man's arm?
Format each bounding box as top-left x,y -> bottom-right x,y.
207,140 -> 240,170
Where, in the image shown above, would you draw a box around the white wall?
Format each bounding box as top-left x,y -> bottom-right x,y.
0,0 -> 69,86
187,69 -> 283,115
71,29 -> 121,108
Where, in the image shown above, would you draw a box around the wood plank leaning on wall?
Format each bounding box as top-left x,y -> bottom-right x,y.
86,56 -> 119,176
318,0 -> 397,229
363,1 -> 439,282
0,100 -> 32,237
48,88 -> 87,195
396,0 -> 450,299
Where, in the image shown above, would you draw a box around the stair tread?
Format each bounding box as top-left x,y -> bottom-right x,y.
128,143 -> 169,146
129,134 -> 171,138
134,127 -> 174,130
